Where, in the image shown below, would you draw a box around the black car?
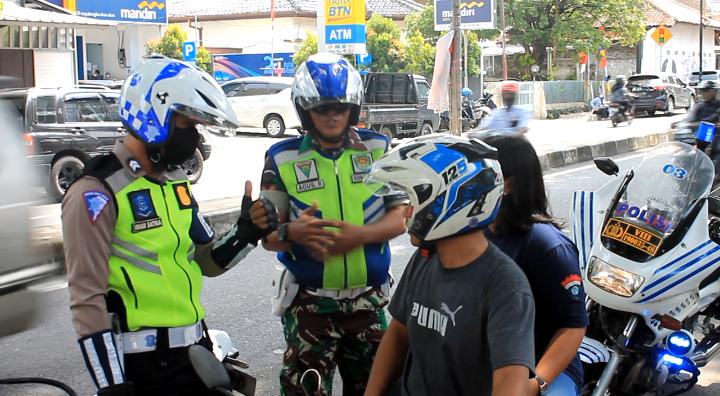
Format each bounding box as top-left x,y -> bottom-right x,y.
626,73 -> 695,116
0,86 -> 210,201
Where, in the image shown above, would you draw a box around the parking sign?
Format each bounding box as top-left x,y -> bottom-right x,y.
182,41 -> 197,62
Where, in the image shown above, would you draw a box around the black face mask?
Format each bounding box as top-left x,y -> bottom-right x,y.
502,94 -> 516,107
151,125 -> 200,171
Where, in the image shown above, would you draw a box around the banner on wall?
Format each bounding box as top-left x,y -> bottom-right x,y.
47,0 -> 167,24
322,0 -> 367,55
213,53 -> 296,81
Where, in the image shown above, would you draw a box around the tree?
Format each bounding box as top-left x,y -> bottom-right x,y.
146,25 -> 213,74
293,32 -> 319,66
505,0 -> 646,77
402,4 -> 485,78
365,14 -> 405,72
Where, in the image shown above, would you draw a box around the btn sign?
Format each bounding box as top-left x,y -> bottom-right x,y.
324,0 -> 367,55
651,25 -> 673,47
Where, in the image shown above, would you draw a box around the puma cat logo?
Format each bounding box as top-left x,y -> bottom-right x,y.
441,303 -> 463,326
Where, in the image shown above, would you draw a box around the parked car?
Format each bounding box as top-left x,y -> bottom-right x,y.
221,76 -> 301,137
0,100 -> 60,338
626,72 -> 695,116
358,73 -> 439,138
0,86 -> 210,201
688,70 -> 720,88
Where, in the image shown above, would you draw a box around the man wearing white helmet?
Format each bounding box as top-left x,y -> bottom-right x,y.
364,135 -> 536,396
61,56 -> 331,395
260,53 -> 408,395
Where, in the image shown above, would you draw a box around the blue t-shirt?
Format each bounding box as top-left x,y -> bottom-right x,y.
486,223 -> 589,388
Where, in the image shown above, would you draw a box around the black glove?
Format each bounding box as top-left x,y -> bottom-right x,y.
97,382 -> 135,396
211,196 -> 278,269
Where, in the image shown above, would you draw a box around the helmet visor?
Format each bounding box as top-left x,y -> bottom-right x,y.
363,174 -> 410,197
171,103 -> 239,130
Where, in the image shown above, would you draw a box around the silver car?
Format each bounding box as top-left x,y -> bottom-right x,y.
221,77 -> 302,137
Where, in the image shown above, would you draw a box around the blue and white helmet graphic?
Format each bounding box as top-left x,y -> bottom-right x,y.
119,55 -> 239,146
291,52 -> 363,130
365,135 -> 504,242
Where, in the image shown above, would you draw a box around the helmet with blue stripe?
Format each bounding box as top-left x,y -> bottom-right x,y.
119,55 -> 239,147
365,135 -> 504,242
461,87 -> 473,97
291,52 -> 363,130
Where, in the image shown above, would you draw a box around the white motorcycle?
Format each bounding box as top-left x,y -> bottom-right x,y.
571,142 -> 720,395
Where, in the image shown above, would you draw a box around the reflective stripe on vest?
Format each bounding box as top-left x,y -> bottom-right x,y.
274,140 -> 389,290
106,176 -> 205,331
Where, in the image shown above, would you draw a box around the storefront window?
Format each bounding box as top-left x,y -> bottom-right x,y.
58,28 -> 66,49
31,26 -> 39,48
49,27 -> 57,48
0,25 -> 8,47
40,26 -> 48,48
10,25 -> 19,47
21,26 -> 30,48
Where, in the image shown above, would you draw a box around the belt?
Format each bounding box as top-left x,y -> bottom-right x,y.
122,322 -> 203,354
303,285 -> 374,300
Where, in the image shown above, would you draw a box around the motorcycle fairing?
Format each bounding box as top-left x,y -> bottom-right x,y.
579,336 -> 612,364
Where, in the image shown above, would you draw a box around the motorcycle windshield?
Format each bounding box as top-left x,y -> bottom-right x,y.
601,142 -> 714,261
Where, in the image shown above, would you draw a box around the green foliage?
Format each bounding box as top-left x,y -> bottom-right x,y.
293,32 -> 318,66
505,0 -> 646,77
196,47 -> 212,74
366,14 -> 404,72
402,4 -> 484,78
146,25 -> 187,59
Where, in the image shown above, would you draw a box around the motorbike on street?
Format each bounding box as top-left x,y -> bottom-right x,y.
473,92 -> 497,125
571,142 -> 720,395
609,102 -> 634,127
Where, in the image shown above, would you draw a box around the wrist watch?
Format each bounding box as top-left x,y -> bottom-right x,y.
534,376 -> 549,394
277,223 -> 290,243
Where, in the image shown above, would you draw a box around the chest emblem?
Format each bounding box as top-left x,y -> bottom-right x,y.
351,153 -> 373,183
128,189 -> 163,233
294,159 -> 324,192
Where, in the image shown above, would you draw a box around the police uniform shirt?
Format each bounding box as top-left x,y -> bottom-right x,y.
62,141 -> 217,337
485,106 -> 530,134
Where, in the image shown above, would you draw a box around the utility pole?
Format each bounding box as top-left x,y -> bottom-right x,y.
498,0 -> 508,80
463,30 -> 469,89
449,0 -> 462,135
700,0 -> 705,79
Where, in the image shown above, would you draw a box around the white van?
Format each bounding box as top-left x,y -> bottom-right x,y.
221,76 -> 302,137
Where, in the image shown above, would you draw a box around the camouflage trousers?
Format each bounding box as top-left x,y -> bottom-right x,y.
280,288 -> 389,396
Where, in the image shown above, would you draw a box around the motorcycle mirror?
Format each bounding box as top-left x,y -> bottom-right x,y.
594,157 -> 620,176
188,344 -> 233,395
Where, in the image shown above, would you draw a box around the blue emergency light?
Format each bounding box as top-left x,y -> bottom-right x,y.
696,121 -> 716,143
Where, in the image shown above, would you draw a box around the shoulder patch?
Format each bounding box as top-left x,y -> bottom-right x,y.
267,136 -> 303,156
561,274 -> 583,298
83,191 -> 111,224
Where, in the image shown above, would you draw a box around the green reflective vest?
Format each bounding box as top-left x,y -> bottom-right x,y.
106,176 -> 204,331
268,130 -> 392,290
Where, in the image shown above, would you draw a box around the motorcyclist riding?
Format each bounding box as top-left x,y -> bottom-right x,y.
610,75 -> 633,116
685,80 -> 720,152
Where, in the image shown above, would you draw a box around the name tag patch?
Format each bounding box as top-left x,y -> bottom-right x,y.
128,189 -> 163,233
294,159 -> 324,192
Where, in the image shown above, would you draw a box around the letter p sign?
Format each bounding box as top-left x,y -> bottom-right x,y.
182,41 -> 196,62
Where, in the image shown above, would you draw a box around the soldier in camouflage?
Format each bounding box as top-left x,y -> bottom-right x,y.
260,53 -> 409,395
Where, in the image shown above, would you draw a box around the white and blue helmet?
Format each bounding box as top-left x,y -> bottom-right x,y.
291,52 -> 363,130
119,55 -> 239,146
365,135 -> 504,242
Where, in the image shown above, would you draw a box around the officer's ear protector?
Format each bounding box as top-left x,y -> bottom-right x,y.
295,98 -> 360,132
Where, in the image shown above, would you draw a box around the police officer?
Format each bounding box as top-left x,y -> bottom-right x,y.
260,53 -> 409,396
62,56 -> 286,395
686,80 -> 720,152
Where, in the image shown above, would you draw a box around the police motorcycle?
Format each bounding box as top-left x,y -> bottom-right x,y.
571,142 -> 720,395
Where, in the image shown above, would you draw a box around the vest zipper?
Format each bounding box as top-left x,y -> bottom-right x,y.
160,185 -> 200,323
120,267 -> 138,309
334,160 -> 348,289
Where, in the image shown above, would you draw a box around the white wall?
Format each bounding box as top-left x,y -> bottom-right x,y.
641,22 -> 716,82
172,17 -> 316,54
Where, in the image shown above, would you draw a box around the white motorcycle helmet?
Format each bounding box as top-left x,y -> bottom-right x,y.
365,135 -> 504,242
119,55 -> 239,147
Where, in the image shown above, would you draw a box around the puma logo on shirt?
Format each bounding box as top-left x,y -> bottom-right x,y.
411,302 -> 463,336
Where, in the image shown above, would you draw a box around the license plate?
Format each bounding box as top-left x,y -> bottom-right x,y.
602,218 -> 664,256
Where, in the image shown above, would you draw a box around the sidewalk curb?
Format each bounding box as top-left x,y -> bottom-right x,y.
538,130 -> 671,170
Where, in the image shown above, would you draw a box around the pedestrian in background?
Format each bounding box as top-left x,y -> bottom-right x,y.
473,80 -> 530,135
260,53 -> 408,396
483,135 -> 588,396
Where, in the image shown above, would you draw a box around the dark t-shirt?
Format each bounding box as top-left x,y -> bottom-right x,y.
389,243 -> 535,396
687,100 -> 720,124
486,223 -> 589,388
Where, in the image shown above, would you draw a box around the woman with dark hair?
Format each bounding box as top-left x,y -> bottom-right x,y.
483,135 -> 588,396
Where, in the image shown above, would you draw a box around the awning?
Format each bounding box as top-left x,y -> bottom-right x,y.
0,1 -> 116,27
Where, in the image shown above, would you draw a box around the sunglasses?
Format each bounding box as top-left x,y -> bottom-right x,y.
312,103 -> 352,115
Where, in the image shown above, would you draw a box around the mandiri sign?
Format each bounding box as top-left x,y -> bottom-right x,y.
434,0 -> 495,31
46,0 -> 167,24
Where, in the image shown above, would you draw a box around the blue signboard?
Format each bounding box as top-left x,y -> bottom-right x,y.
182,41 -> 196,62
325,24 -> 366,45
434,0 -> 494,31
213,53 -> 296,81
356,53 -> 373,66
70,0 -> 167,24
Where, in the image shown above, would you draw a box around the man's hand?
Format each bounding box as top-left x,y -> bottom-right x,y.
288,203 -> 341,258
326,222 -> 366,256
242,181 -> 278,237
525,378 -> 540,396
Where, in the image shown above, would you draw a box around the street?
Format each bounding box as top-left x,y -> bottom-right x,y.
3,130 -> 720,395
